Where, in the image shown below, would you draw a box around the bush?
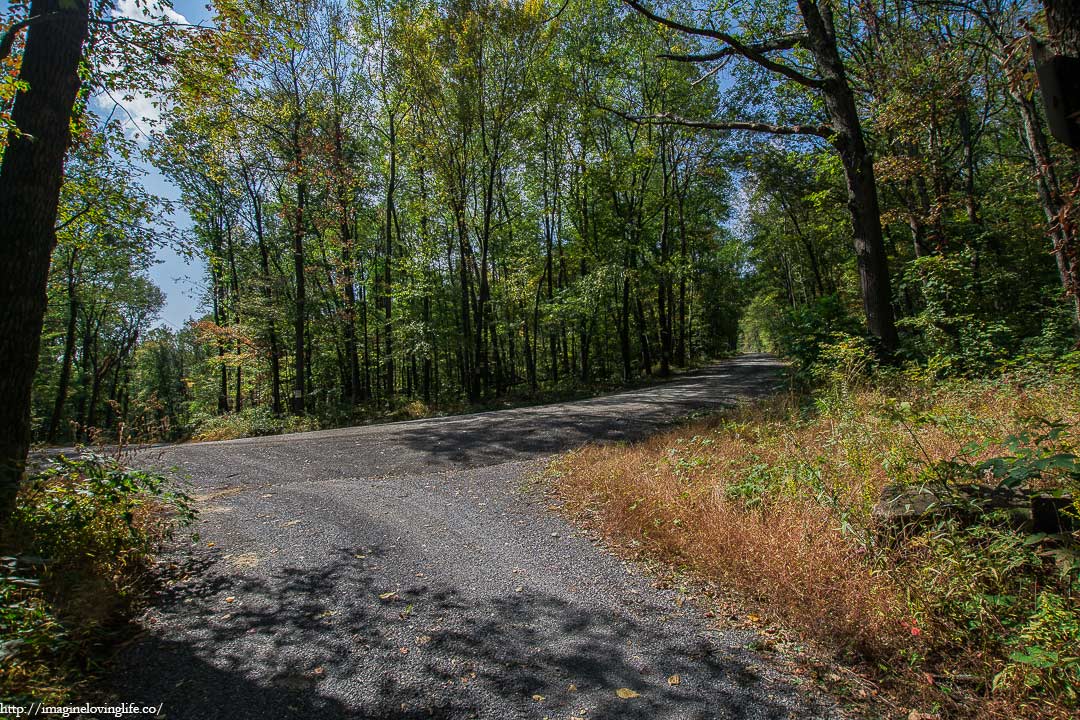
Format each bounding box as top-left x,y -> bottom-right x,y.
190,406 -> 321,441
769,294 -> 865,382
1,453 -> 195,704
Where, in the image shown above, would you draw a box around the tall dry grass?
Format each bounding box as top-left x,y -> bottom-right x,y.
550,373 -> 1080,718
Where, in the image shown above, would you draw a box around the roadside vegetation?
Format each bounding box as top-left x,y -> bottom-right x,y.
1,0 -> 1079,714
551,335 -> 1080,719
186,366 -> 721,441
0,454 -> 195,704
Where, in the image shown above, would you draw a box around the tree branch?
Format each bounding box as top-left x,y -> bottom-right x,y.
54,201 -> 94,233
621,0 -> 825,89
599,105 -> 833,138
658,35 -> 806,63
0,11 -> 80,61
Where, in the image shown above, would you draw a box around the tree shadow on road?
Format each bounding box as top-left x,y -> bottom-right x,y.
107,543 -> 831,720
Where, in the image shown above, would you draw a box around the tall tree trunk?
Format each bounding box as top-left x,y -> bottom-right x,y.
1044,1 -> 1080,59
620,268 -> 632,381
384,115 -> 396,398
47,249 -> 80,443
291,174 -> 307,414
244,165 -> 283,414
800,0 -> 898,352
0,0 -> 90,524
226,223 -> 243,412
658,143 -> 672,376
676,190 -> 688,367
1041,0 -> 1080,330
1012,88 -> 1079,326
210,246 -> 230,414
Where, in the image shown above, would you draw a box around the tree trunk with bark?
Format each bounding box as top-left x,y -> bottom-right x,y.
0,0 -> 90,525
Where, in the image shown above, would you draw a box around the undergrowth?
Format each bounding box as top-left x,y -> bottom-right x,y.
189,406 -> 324,441
0,452 -> 195,704
186,367 -> 713,442
550,341 -> 1080,719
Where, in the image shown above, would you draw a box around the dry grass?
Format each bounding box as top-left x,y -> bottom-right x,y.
550,373 -> 1080,719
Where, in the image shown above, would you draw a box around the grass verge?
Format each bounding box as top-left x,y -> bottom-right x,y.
1,452 -> 195,704
549,356 -> 1079,719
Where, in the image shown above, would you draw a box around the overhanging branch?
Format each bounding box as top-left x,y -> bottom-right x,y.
601,105 -> 833,138
658,35 -> 806,63
622,0 -> 825,89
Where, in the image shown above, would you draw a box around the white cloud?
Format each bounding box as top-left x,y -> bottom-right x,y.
92,1 -> 190,139
115,0 -> 189,26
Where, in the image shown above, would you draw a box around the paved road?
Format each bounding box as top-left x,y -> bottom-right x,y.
107,355 -> 842,719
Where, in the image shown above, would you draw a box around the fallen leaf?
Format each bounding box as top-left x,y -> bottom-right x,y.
667,674 -> 680,686
206,542 -> 215,547
282,520 -> 301,527
615,688 -> 640,699
567,684 -> 578,692
313,667 -> 324,675
399,647 -> 409,654
379,592 -> 398,601
531,694 -> 545,702
747,613 -> 762,623
675,595 -> 685,608
224,596 -> 235,603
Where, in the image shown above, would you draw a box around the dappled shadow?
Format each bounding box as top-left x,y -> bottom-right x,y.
107,543 -> 827,719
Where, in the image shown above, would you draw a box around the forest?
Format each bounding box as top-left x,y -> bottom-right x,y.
8,0 -> 1075,448
2,0 -> 1080,717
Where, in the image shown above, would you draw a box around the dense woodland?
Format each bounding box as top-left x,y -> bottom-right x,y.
3,2 -> 1080,714
9,0 -> 1080,444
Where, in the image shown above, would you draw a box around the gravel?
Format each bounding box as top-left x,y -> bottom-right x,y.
103,355 -> 846,719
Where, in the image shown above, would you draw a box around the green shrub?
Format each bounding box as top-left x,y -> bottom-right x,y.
770,294 -> 864,380
1,453 -> 195,704
190,406 -> 321,441
995,592 -> 1080,707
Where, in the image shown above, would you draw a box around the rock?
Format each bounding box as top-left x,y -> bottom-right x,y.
873,483 -> 1073,535
1031,494 -> 1077,533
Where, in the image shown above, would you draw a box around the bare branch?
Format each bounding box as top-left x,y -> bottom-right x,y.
621,0 -> 825,89
658,34 -> 806,63
599,105 -> 833,138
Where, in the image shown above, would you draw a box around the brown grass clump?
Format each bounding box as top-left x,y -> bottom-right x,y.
550,374 -> 1080,719
554,396 -> 909,658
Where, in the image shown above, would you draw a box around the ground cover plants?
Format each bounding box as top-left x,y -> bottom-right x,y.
550,339 -> 1080,719
0,453 -> 195,704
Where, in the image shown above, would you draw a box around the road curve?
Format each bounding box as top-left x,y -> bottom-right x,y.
106,355 -> 842,719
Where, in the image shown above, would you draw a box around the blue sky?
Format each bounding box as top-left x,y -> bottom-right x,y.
110,0 -> 214,330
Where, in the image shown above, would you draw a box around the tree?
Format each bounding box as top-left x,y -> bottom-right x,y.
0,0 -> 91,525
621,0 -> 900,352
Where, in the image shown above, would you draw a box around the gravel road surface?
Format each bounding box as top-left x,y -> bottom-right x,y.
105,355 -> 844,719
